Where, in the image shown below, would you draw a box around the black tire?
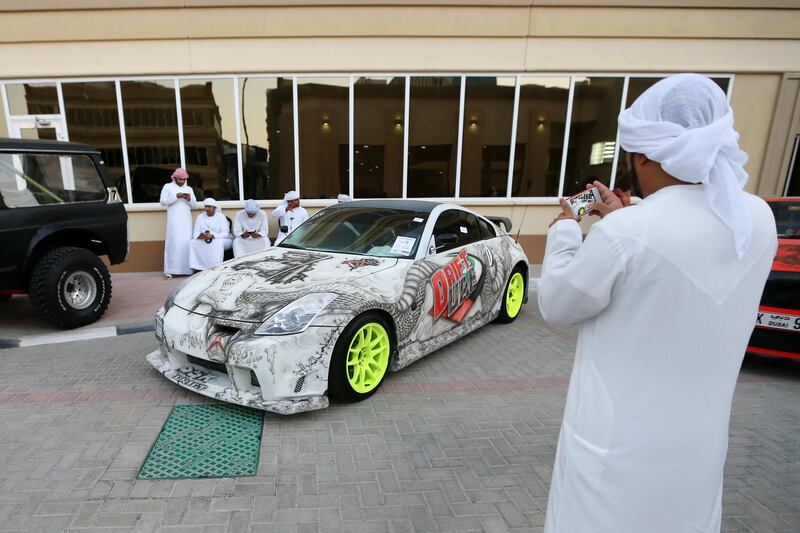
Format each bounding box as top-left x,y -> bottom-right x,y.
495,267 -> 526,324
328,312 -> 394,403
28,247 -> 112,329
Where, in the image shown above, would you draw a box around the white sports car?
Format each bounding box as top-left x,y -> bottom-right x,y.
147,200 -> 530,414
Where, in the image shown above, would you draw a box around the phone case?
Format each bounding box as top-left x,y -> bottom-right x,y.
567,187 -> 602,218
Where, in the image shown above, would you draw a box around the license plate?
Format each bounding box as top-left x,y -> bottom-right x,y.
755,311 -> 800,332
154,314 -> 164,340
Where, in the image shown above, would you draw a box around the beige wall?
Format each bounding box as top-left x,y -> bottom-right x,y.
2,1 -> 798,269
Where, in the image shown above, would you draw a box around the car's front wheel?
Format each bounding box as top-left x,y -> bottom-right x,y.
28,247 -> 112,329
495,268 -> 526,324
328,312 -> 393,403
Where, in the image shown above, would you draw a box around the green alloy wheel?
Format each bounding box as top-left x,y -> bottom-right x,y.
329,313 -> 393,402
496,269 -> 526,324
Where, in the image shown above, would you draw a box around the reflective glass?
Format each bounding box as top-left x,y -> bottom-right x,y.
297,77 -> 349,199
180,78 -> 239,201
120,80 -> 184,203
511,77 -> 570,197
459,77 -> 516,198
353,77 -> 405,198
62,82 -> 126,200
6,83 -> 60,115
239,77 -> 295,201
0,88 -> 6,137
563,77 -> 625,196
407,77 -> 461,198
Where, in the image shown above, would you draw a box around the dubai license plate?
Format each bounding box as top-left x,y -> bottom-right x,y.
154,314 -> 164,340
755,311 -> 800,332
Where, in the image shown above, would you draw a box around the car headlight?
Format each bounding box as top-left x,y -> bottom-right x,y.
254,293 -> 337,336
163,278 -> 191,312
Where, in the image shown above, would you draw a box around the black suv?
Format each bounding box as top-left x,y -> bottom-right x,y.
0,138 -> 128,328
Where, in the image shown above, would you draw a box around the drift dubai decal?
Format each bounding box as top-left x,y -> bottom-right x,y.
430,249 -> 485,323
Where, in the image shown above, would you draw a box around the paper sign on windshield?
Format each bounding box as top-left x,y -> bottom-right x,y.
390,236 -> 416,255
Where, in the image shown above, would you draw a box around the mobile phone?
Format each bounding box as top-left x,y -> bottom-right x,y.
567,187 -> 603,218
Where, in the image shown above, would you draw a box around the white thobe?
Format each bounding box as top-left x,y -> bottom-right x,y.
189,212 -> 232,271
232,209 -> 270,257
271,203 -> 309,245
539,185 -> 777,533
160,181 -> 196,275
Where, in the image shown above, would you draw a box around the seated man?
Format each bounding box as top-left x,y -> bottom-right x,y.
189,198 -> 232,271
233,199 -> 270,257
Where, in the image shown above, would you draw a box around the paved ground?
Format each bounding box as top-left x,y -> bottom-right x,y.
0,273 -> 181,339
0,301 -> 798,532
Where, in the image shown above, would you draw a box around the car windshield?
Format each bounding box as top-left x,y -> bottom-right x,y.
279,206 -> 428,258
769,200 -> 800,238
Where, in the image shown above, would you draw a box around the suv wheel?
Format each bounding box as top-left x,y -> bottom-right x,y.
29,247 -> 112,329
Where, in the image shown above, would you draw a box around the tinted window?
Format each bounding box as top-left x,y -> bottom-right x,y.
0,152 -> 106,208
477,217 -> 497,240
431,210 -> 481,254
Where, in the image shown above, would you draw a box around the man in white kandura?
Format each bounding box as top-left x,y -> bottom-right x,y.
540,74 -> 777,533
337,193 -> 352,203
233,199 -> 270,257
189,198 -> 232,271
159,168 -> 196,279
271,190 -> 308,245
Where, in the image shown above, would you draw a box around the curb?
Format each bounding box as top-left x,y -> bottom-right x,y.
0,321 -> 154,350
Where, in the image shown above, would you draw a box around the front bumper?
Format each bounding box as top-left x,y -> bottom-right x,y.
148,305 -> 341,415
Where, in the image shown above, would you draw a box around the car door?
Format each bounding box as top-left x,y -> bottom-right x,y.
407,209 -> 487,352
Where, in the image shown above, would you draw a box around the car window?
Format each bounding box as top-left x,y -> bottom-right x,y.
769,201 -> 800,238
477,217 -> 497,240
431,210 -> 481,254
0,152 -> 106,208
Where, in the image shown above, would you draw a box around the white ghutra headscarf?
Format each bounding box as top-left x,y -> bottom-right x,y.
618,74 -> 752,258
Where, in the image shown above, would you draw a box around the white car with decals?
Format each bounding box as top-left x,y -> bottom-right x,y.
147,200 -> 530,414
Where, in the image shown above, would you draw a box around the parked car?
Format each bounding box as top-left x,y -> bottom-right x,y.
747,197 -> 800,359
0,138 -> 128,328
148,200 -> 529,414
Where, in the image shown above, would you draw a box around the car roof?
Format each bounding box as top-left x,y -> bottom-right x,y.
764,197 -> 800,202
328,199 -> 442,213
0,137 -> 100,154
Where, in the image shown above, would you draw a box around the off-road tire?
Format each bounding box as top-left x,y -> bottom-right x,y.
28,247 -> 112,329
495,267 -> 526,324
328,312 -> 393,403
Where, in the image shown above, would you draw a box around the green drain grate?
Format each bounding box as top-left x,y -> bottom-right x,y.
138,404 -> 264,480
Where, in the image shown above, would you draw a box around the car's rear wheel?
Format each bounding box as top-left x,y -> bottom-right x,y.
28,247 -> 112,329
328,312 -> 392,403
495,269 -> 525,324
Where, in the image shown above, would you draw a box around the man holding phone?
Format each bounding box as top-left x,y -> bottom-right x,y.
271,190 -> 308,245
540,75 -> 777,532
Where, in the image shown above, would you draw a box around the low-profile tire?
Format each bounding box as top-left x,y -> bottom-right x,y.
328,312 -> 393,403
28,247 -> 112,329
495,268 -> 526,324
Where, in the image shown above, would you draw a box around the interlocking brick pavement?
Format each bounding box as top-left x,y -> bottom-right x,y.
0,302 -> 798,532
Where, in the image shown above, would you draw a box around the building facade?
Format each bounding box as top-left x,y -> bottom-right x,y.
1,1 -> 799,271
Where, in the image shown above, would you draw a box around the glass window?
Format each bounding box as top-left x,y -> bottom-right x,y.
477,217 -> 497,240
6,83 -> 60,115
180,78 -> 239,201
239,77 -> 295,201
0,152 -> 106,208
354,77 -> 405,198
432,209 -> 480,253
62,82 -> 127,200
407,77 -> 461,198
0,89 -> 7,138
297,77 -> 349,200
120,80 -> 184,203
512,77 -> 570,197
563,77 -> 625,196
280,206 -> 427,258
459,77 -> 516,198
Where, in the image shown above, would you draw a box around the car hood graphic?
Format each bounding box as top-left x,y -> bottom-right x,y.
172,247 -> 401,322
773,239 -> 800,273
